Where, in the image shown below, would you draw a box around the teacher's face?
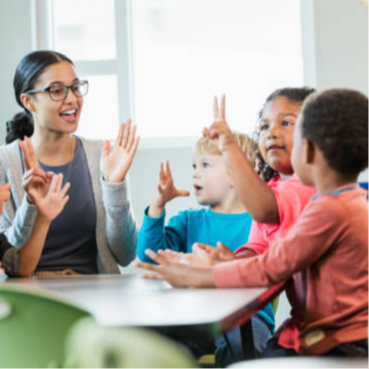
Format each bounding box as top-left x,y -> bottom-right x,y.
29,61 -> 84,135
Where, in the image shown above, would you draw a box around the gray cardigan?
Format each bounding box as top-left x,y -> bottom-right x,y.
0,137 -> 138,276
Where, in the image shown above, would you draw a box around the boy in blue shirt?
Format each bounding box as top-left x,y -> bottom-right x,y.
137,133 -> 274,366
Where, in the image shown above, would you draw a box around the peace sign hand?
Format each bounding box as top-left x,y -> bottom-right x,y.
203,95 -> 236,153
19,137 -> 53,204
100,120 -> 140,183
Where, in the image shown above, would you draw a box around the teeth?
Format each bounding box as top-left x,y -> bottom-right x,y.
61,109 -> 76,115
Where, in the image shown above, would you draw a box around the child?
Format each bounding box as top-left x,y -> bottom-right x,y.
136,133 -> 274,364
135,88 -> 369,358
0,171 -> 70,277
135,87 -> 316,365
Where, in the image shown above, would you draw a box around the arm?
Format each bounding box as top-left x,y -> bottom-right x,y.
213,197 -> 344,288
3,174 -> 70,277
204,95 -> 279,224
0,138 -> 53,247
137,208 -> 189,263
99,120 -> 140,266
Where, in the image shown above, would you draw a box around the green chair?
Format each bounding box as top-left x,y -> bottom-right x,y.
0,285 -> 91,368
65,317 -> 198,368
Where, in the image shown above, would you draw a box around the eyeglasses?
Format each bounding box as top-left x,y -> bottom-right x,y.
24,80 -> 89,102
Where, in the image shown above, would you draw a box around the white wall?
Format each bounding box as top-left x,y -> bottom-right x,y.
0,0 -> 34,136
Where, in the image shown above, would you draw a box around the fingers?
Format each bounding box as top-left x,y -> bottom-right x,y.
19,140 -> 31,170
213,95 -> 219,121
25,136 -> 37,162
56,174 -> 63,193
115,122 -> 125,149
193,243 -> 213,254
60,181 -> 71,198
175,189 -> 190,197
145,249 -> 169,266
165,160 -> 173,181
127,135 -> 140,161
132,259 -> 161,273
121,120 -> 131,148
220,94 -> 226,120
62,195 -> 70,207
49,173 -> 59,193
126,123 -> 137,152
102,140 -> 111,158
141,273 -> 165,281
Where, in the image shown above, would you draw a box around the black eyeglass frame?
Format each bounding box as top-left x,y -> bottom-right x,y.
24,80 -> 89,101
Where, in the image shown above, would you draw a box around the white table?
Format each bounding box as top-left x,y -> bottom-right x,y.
4,273 -> 285,356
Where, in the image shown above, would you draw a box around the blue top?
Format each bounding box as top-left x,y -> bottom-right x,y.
137,207 -> 275,331
36,138 -> 98,274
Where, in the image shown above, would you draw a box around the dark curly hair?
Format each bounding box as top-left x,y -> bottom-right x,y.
301,89 -> 368,175
253,87 -> 316,181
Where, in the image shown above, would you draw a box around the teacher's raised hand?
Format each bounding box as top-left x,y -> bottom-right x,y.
100,120 -> 140,183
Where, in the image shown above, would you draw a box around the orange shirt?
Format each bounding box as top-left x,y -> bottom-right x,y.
214,185 -> 368,354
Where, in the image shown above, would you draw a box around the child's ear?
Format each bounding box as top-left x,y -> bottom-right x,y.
20,94 -> 36,112
303,138 -> 315,164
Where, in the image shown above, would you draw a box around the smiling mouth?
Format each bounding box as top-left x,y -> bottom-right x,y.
60,109 -> 78,122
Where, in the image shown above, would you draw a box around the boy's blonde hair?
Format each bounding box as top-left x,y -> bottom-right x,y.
195,132 -> 257,166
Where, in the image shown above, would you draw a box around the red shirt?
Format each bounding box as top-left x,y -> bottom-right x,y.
214,185 -> 368,354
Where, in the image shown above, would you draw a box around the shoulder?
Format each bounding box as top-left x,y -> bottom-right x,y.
0,140 -> 21,163
78,136 -> 104,154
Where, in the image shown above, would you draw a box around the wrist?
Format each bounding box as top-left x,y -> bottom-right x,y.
35,213 -> 52,226
148,202 -> 165,218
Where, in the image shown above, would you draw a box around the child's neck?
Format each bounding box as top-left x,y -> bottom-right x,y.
315,166 -> 358,193
210,197 -> 246,214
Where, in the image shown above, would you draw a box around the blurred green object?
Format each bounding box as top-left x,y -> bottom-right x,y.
66,318 -> 197,368
0,285 -> 91,368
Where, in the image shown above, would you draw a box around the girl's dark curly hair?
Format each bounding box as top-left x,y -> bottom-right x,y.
253,87 -> 316,182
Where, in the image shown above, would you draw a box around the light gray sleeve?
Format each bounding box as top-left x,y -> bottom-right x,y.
1,196 -> 37,247
0,160 -> 38,247
2,247 -> 20,277
100,176 -> 138,266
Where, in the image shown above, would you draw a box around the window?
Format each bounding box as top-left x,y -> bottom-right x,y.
33,0 -> 303,144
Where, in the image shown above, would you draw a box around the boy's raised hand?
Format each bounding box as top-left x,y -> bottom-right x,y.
28,174 -> 70,223
203,95 -> 236,153
148,160 -> 190,217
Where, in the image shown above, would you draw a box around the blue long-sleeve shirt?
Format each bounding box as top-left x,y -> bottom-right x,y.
137,207 -> 275,331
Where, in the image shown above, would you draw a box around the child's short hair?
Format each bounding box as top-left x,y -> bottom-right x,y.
195,133 -> 257,166
301,89 -> 368,174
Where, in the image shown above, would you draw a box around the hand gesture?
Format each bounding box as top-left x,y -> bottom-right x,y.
194,242 -> 236,262
0,183 -> 11,215
156,248 -> 215,267
100,120 -> 140,183
203,95 -> 236,153
19,137 -> 53,203
149,161 -> 190,217
133,249 -> 215,288
30,174 -> 70,223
